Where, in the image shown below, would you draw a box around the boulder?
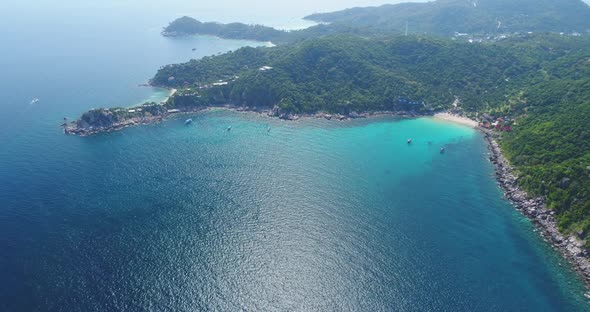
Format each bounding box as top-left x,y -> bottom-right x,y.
349,111 -> 362,119
267,106 -> 282,117
279,113 -> 297,120
560,177 -> 571,188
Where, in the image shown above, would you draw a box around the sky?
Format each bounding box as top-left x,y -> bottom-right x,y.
0,1 -> 427,29
0,0 -> 588,30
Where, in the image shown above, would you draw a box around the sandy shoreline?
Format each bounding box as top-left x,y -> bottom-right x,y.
433,112 -> 479,128
165,88 -> 177,102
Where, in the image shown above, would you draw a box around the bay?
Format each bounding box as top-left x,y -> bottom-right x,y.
0,1 -> 589,311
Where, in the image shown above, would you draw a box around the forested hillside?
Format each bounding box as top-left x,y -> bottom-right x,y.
501,48 -> 590,241
306,0 -> 590,36
154,35 -> 534,113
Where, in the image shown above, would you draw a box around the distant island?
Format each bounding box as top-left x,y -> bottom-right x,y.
161,16 -> 378,44
162,0 -> 590,43
69,0 -> 590,290
161,17 -> 289,42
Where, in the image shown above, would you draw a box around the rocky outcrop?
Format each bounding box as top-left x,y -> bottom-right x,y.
65,105 -> 169,136
484,130 -> 590,291
65,103 -> 428,136
267,106 -> 298,120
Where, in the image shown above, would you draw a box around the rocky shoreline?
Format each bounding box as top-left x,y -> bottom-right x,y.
483,129 -> 590,294
64,104 -> 426,136
65,115 -> 166,136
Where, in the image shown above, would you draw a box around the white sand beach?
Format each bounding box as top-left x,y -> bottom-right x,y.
433,112 -> 479,128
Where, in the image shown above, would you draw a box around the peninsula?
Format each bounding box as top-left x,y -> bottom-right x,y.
161,16 -> 377,44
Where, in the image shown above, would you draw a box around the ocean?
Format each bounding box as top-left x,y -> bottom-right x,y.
0,1 -> 589,311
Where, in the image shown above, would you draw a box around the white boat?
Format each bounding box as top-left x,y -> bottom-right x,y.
30,98 -> 39,105
407,138 -> 413,144
227,126 -> 232,131
185,118 -> 193,125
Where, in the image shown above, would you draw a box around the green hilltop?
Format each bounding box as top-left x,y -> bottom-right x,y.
154,35 -> 533,113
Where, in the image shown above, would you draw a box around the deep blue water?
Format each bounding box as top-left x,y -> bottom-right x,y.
1,1 -> 590,311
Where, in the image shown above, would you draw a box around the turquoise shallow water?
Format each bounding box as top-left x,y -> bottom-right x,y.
1,0 -> 590,310
2,110 -> 589,310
